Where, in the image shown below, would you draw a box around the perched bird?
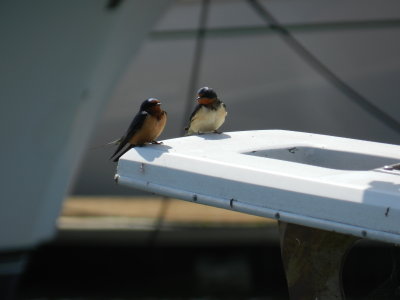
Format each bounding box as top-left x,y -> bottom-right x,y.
185,87 -> 227,135
110,98 -> 167,162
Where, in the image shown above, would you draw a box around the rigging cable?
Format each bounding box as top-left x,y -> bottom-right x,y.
247,0 -> 400,134
149,0 -> 210,247
147,197 -> 170,248
182,0 -> 210,134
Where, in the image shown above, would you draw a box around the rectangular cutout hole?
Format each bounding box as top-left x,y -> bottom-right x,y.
245,147 -> 399,171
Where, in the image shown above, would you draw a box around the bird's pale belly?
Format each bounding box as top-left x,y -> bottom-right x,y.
130,113 -> 167,145
189,105 -> 227,134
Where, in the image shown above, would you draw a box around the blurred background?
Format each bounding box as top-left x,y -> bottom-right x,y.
2,0 -> 400,299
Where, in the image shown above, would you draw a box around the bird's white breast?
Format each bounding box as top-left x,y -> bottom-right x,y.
188,104 -> 227,134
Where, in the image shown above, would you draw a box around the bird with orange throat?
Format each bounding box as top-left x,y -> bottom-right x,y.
110,98 -> 167,162
185,87 -> 227,135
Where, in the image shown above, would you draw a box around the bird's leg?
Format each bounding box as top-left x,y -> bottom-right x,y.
213,130 -> 223,134
197,131 -> 204,135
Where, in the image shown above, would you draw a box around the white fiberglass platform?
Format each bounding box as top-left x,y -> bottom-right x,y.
116,130 -> 400,244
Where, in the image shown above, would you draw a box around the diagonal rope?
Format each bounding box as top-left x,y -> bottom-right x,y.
247,0 -> 400,134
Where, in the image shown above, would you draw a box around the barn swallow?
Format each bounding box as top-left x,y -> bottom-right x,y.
185,87 -> 227,136
110,98 -> 167,162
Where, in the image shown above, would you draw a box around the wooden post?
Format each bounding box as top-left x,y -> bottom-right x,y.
278,221 -> 359,299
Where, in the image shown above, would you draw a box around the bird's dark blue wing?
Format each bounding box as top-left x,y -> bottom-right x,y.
110,111 -> 147,160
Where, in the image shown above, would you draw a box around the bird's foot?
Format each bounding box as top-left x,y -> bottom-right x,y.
213,130 -> 223,134
151,141 -> 163,145
197,132 -> 204,135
